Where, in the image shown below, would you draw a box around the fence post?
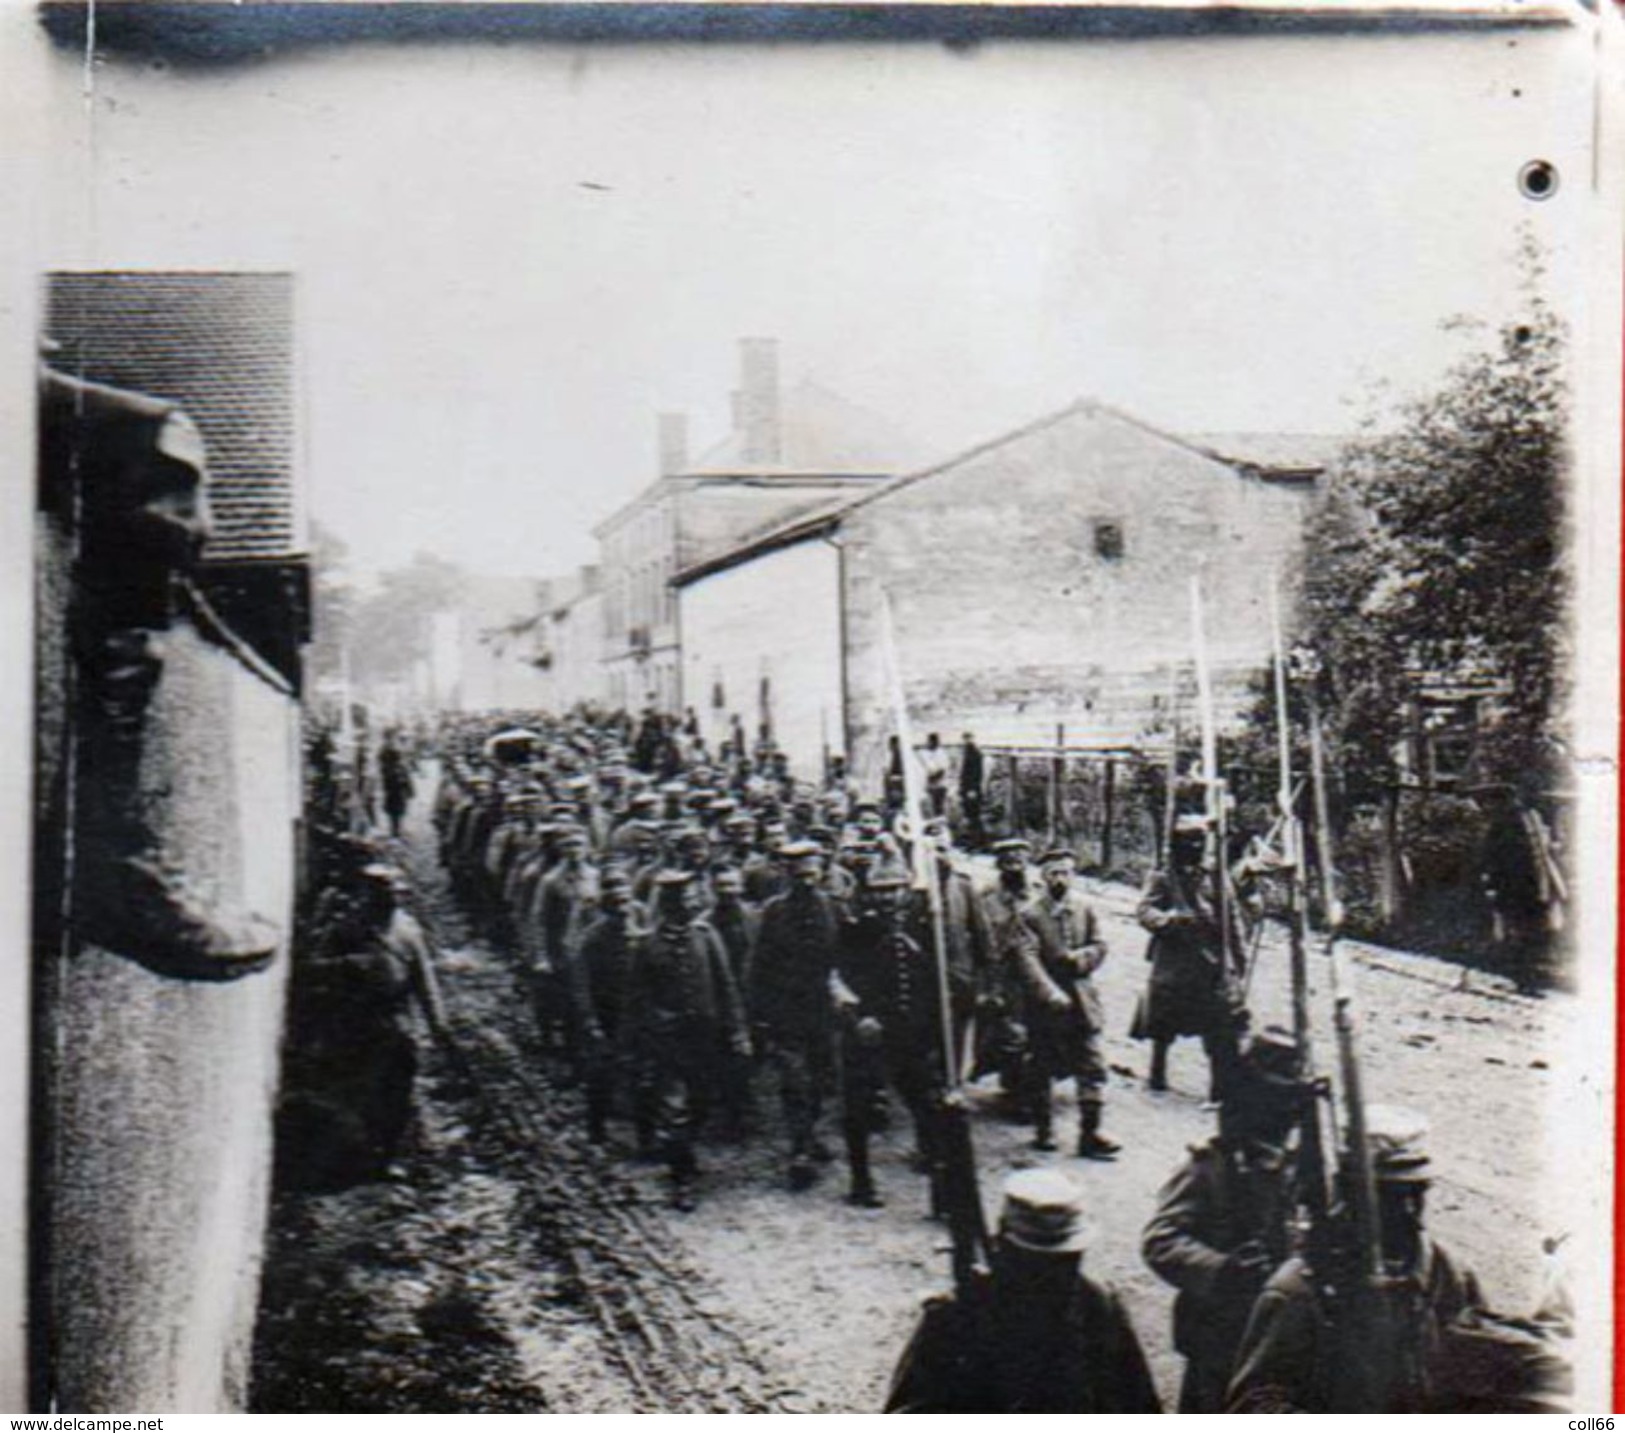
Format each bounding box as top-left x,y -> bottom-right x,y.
1101,756 -> 1115,872
1006,751 -> 1020,839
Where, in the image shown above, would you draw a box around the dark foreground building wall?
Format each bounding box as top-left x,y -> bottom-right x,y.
34,272 -> 304,1410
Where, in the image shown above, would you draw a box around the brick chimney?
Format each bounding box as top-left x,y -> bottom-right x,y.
657,412 -> 689,477
731,336 -> 781,466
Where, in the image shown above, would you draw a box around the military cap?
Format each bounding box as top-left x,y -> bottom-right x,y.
599,866 -> 633,893
659,781 -> 689,796
779,840 -> 823,861
675,825 -> 711,847
1172,813 -> 1211,837
852,800 -> 882,818
629,791 -> 660,810
685,789 -> 717,809
712,866 -> 745,892
998,1170 -> 1094,1255
553,822 -> 590,843
864,864 -> 912,891
1244,1024 -> 1301,1085
992,838 -> 1031,857
1364,1104 -> 1432,1184
562,775 -> 593,793
1038,847 -> 1078,868
653,867 -> 695,888
805,824 -> 836,845
723,812 -> 755,831
707,796 -> 739,815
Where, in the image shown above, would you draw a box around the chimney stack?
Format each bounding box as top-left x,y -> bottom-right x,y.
657,412 -> 689,477
733,336 -> 781,466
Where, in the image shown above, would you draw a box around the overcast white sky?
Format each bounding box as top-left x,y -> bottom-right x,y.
36,17 -> 1597,578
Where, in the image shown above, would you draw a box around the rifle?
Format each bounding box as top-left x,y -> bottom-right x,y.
1271,597 -> 1334,1285
879,590 -> 989,1295
1188,577 -> 1237,978
1300,650 -> 1391,1410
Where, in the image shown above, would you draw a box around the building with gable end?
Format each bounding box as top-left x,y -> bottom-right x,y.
675,398 -> 1340,787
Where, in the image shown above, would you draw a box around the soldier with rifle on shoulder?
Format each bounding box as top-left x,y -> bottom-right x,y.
884,1169 -> 1161,1413
1141,1024 -> 1303,1411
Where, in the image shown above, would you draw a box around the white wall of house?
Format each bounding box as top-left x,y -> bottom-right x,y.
679,536 -> 843,781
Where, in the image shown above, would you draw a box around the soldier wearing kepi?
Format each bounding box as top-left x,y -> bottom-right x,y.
753,840 -> 843,1190
709,864 -> 760,1140
832,864 -> 946,1211
1026,847 -> 1119,1160
1226,1105 -> 1490,1413
884,1169 -> 1161,1413
620,869 -> 750,1211
1142,1026 -> 1303,1411
975,839 -> 1043,1117
567,865 -> 643,1146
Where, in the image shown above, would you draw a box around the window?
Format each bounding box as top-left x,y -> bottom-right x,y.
1093,520 -> 1125,561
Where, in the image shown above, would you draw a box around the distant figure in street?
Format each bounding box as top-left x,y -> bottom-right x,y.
884,1169 -> 1161,1412
885,735 -> 907,823
958,733 -> 986,850
379,731 -> 414,838
921,732 -> 950,820
1478,783 -> 1564,995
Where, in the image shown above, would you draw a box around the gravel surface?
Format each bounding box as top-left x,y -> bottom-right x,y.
253,778 -> 1568,1413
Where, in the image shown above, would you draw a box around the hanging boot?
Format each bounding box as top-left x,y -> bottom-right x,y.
74,627 -> 277,981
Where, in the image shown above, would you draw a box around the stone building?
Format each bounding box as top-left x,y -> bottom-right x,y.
593,337 -> 922,713
537,565 -> 607,714
676,398 -> 1337,787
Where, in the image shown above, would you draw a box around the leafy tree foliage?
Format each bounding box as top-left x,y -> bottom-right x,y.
1255,255 -> 1570,820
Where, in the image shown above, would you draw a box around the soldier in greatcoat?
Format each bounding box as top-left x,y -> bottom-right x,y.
1026,848 -> 1119,1159
620,869 -> 750,1210
753,841 -> 843,1189
1134,814 -> 1248,1102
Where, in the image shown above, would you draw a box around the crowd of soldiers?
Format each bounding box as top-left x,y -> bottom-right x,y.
297,704 -> 1573,1415
428,708 -> 1131,1215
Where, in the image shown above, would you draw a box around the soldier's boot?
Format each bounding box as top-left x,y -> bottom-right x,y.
1076,1099 -> 1120,1161
1030,1083 -> 1058,1152
76,629 -> 278,982
1149,1040 -> 1170,1093
844,1130 -> 884,1208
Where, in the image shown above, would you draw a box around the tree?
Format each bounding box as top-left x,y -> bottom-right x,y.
1286,252 -> 1570,806
307,521 -> 356,689
349,550 -> 468,690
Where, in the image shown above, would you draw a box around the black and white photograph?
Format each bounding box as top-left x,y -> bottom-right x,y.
2,0 -> 1621,1416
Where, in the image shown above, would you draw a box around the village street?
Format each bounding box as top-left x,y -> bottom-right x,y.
253,776 -> 1573,1413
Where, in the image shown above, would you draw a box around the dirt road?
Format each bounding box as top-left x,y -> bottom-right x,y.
253,780 -> 1569,1412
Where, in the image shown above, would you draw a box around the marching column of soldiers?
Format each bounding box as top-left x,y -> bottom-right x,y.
304,705 -> 1573,1416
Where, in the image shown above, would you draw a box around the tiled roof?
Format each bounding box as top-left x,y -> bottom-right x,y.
1178,431 -> 1347,476
45,271 -> 297,562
